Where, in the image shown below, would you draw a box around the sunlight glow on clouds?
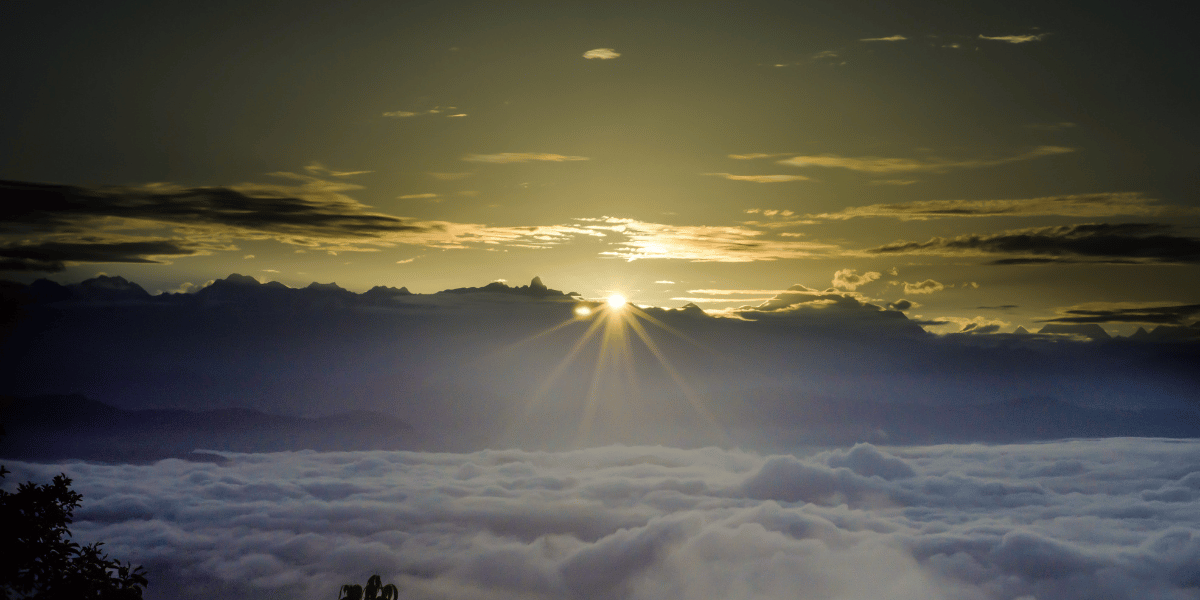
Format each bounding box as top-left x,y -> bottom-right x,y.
979,33 -> 1046,44
582,218 -> 836,262
860,35 -> 907,42
582,48 -> 621,59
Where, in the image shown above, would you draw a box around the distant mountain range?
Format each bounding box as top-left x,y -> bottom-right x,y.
1,394 -> 415,464
3,273 -> 1197,340
2,393 -> 1196,463
2,274 -> 1197,453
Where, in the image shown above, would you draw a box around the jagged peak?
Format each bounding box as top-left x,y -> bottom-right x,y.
365,285 -> 411,296
79,274 -> 136,288
218,273 -> 261,286
306,281 -> 347,292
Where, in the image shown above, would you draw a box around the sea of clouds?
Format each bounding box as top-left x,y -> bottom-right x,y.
5,439 -> 1200,600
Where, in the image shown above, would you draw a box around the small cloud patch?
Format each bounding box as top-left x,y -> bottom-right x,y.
583,48 -> 620,60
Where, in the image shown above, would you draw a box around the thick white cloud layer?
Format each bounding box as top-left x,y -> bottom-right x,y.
5,440 -> 1200,600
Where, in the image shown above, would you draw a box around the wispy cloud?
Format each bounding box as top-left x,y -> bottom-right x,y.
808,193 -> 1182,221
583,48 -> 620,60
728,153 -> 788,160
672,296 -> 777,304
744,209 -> 796,217
402,222 -> 607,251
866,223 -> 1200,264
832,269 -> 881,291
429,172 -> 472,180
777,146 -> 1074,173
398,193 -> 439,200
303,162 -> 373,177
903,279 -> 945,295
462,153 -> 590,163
979,33 -> 1046,44
686,288 -> 794,296
383,106 -> 460,118
705,173 -> 811,183
860,35 -> 907,42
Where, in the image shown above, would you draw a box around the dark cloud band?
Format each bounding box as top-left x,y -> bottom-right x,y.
0,179 -> 430,237
867,223 -> 1200,264
0,240 -> 200,272
1044,303 -> 1200,325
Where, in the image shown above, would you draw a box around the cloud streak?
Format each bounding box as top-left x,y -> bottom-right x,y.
808,192 -> 1182,221
462,153 -> 590,163
866,223 -> 1200,264
776,146 -> 1073,174
704,173 -> 811,183
979,33 -> 1046,44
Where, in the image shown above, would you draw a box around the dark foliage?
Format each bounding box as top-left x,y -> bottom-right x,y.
338,575 -> 399,600
0,461 -> 148,599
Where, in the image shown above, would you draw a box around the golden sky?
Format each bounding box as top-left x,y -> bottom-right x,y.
2,1 -> 1198,334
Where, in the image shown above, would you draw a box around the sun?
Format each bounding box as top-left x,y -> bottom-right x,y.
499,288 -> 727,448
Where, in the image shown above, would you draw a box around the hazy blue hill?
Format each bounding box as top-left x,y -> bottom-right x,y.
0,395 -> 415,463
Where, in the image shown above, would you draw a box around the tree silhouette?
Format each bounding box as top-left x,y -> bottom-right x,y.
1,448 -> 148,599
338,574 -> 399,600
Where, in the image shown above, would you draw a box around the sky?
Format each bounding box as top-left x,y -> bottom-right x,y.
3,0 -> 1199,335
3,4 -> 1200,599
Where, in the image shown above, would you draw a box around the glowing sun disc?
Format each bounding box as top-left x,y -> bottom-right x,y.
606,294 -> 627,309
